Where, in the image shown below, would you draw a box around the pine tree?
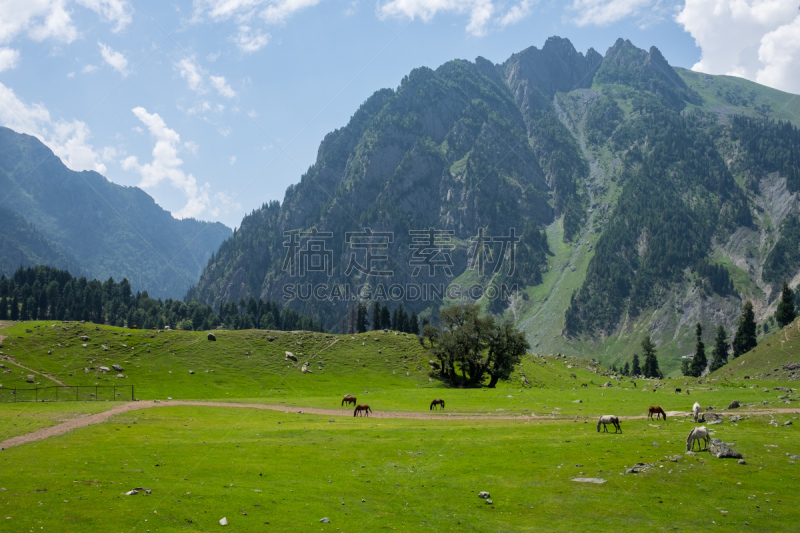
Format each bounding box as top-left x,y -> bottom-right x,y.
631,354 -> 641,376
641,335 -> 660,378
776,281 -> 796,327
371,302 -> 381,331
690,323 -> 707,377
622,361 -> 630,376
356,303 -> 369,333
10,294 -> 19,321
391,308 -> 399,331
347,304 -> 355,334
732,301 -> 758,358
380,304 -> 390,330
409,311 -> 419,335
681,358 -> 691,376
709,324 -> 729,372
611,363 -> 618,373
0,296 -> 6,320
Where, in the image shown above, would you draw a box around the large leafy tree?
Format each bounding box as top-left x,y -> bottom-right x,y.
776,281 -> 796,327
732,301 -> 757,358
433,303 -> 529,388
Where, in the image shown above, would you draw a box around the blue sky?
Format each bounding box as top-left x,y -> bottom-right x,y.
1,0 -> 799,228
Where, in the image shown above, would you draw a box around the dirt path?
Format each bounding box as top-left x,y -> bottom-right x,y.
1,355 -> 67,386
2,400 -> 797,451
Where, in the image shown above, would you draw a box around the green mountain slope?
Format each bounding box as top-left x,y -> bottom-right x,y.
191,36 -> 800,376
0,127 -> 232,298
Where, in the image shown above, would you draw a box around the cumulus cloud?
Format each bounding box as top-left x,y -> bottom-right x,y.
677,0 -> 800,94
76,0 -> 133,32
0,81 -> 108,174
81,64 -> 98,73
0,47 -> 20,72
176,57 -> 205,93
194,0 -> 320,50
377,0 -> 544,36
98,41 -> 129,75
234,25 -> 270,53
210,75 -> 236,98
122,107 -> 211,219
0,0 -> 131,47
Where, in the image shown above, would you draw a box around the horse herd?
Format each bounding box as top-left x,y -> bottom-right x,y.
341,395 -> 446,416
594,401 -> 712,452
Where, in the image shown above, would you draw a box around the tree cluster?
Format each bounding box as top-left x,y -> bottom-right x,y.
0,265 -> 324,333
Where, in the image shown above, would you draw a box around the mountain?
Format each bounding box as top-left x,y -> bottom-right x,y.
0,127 -> 231,299
190,36 -> 800,375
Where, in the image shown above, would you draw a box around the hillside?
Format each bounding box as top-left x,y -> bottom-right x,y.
189,36 -> 800,375
709,317 -> 800,381
0,127 -> 232,299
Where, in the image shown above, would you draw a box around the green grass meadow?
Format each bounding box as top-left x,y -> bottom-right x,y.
1,321 -> 799,531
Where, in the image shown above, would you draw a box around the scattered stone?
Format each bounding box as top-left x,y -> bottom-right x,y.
25,329 -> 32,334
189,370 -> 194,374
116,374 -> 124,378
573,399 -> 582,403
82,344 -> 87,348
738,459 -> 746,465
319,518 -> 330,523
571,478 -> 606,483
219,517 -> 227,525
285,352 -> 297,362
625,463 -> 651,474
686,451 -> 697,456
478,491 -> 490,499
708,438 -> 743,459
729,415 -> 743,423
671,455 -> 683,461
652,442 -> 659,447
783,420 -> 793,426
208,333 -> 216,342
99,366 -> 110,372
485,500 -> 493,505
124,490 -> 139,495
81,335 -> 89,341
25,375 -> 34,383
708,419 -> 722,425
112,364 -> 123,372
728,401 -> 740,409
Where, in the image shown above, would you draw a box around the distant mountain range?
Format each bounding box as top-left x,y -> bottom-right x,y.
0,127 -> 231,299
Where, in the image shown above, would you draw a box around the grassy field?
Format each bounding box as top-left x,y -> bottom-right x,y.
1,321 -> 799,532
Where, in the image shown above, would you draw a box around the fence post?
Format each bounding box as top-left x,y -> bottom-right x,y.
113,385 -> 116,401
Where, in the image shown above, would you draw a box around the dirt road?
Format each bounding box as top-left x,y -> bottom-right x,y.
1,400 -> 797,451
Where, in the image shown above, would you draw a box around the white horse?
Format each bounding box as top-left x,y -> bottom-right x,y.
597,415 -> 622,433
692,402 -> 702,422
686,426 -> 709,451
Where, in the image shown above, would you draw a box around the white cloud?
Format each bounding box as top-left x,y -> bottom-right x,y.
0,47 -> 20,72
98,41 -> 129,75
209,190 -> 242,218
229,155 -> 237,165
185,100 -> 212,114
0,81 -> 106,173
210,74 -> 236,98
234,25 -> 270,52
377,0 -> 545,36
176,57 -> 205,93
123,106 -> 211,219
566,0 -> 653,27
66,70 -> 75,77
76,0 -> 133,32
194,0 -> 320,50
499,0 -> 537,27
81,63 -> 97,73
677,0 -> 800,93
101,145 -> 118,162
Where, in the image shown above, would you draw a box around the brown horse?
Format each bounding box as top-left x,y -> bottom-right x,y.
430,399 -> 445,410
354,405 -> 372,417
581,383 -> 588,388
648,406 -> 667,420
341,395 -> 357,406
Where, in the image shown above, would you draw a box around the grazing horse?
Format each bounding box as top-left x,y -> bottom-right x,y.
631,381 -> 637,388
430,399 -> 445,410
596,415 -> 622,433
686,389 -> 690,395
675,388 -> 682,393
581,383 -> 588,388
341,395 -> 357,406
692,402 -> 702,423
648,406 -> 667,420
686,426 -> 710,451
353,404 -> 372,417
